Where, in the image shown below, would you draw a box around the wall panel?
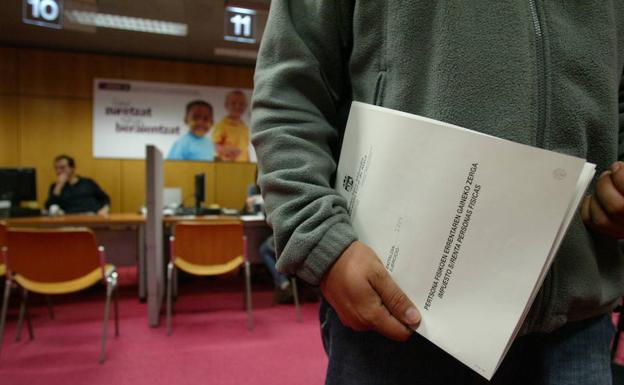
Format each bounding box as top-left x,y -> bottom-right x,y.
121,58 -> 218,85
18,49 -> 123,98
215,65 -> 255,88
120,160 -> 145,213
215,162 -> 257,209
93,159 -> 122,213
0,96 -> 20,166
0,47 -> 18,94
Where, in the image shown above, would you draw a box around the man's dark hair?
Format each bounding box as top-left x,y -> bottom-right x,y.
185,100 -> 213,118
54,154 -> 75,168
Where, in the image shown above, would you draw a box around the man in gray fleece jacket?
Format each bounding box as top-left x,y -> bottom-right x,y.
252,1 -> 624,384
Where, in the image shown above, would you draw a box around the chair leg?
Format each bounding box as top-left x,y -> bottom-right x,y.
166,262 -> 174,336
0,280 -> 12,359
244,261 -> 253,330
172,265 -> 178,300
99,277 -> 114,364
291,277 -> 302,323
15,287 -> 33,342
112,272 -> 119,338
15,288 -> 26,342
25,302 -> 34,341
46,296 -> 55,320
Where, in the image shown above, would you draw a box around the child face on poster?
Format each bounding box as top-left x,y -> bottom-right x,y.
185,104 -> 213,137
225,91 -> 248,120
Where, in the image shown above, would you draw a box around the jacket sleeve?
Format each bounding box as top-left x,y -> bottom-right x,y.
91,180 -> 111,209
251,0 -> 357,284
619,69 -> 624,160
45,183 -> 60,209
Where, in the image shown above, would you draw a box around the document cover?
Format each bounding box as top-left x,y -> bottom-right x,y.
335,102 -> 596,379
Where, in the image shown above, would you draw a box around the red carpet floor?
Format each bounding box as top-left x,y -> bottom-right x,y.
0,273 -> 327,385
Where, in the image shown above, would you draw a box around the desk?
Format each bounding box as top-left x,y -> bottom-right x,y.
7,214 -> 147,299
7,213 -> 145,227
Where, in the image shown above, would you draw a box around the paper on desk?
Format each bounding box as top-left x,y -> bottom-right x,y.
240,214 -> 266,221
335,102 -> 595,379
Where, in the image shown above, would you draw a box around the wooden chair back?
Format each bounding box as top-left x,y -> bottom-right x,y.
0,222 -> 6,266
0,222 -> 6,249
7,227 -> 101,283
173,221 -> 244,266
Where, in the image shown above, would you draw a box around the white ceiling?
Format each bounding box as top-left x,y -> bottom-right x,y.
0,0 -> 270,65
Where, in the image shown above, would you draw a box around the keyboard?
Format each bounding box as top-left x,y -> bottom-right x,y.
173,207 -> 222,216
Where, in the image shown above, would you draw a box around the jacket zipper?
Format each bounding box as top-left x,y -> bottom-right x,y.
525,0 -> 550,332
528,0 -> 547,148
373,2 -> 388,106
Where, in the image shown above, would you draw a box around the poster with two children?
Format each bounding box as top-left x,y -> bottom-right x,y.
93,78 -> 255,163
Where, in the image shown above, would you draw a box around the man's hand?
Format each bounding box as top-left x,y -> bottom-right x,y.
53,173 -> 68,195
97,205 -> 110,216
581,161 -> 624,239
320,241 -> 421,341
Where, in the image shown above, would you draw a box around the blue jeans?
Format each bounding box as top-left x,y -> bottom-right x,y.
320,300 -> 615,385
259,240 -> 289,288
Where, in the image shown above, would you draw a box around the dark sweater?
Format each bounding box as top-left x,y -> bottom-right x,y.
45,177 -> 110,214
252,1 -> 624,333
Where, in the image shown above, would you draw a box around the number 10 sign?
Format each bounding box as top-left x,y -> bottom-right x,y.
23,0 -> 63,29
224,6 -> 256,44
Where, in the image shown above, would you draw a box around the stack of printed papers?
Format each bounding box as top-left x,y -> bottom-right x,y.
335,102 -> 596,379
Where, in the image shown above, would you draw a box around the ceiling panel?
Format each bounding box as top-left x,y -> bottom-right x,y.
0,0 -> 269,65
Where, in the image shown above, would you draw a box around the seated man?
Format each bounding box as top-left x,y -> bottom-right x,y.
244,184 -> 264,214
259,236 -> 293,303
260,235 -> 321,304
45,155 -> 110,215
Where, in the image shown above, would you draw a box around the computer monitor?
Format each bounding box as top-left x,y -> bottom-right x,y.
0,168 -> 37,204
194,173 -> 205,209
163,188 -> 182,208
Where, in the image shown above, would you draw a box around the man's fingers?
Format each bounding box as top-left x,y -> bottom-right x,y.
589,195 -> 611,227
320,241 -> 421,341
369,266 -> 421,327
367,306 -> 413,341
589,195 -> 624,237
610,162 -> 624,196
324,282 -> 412,341
595,171 -> 624,220
581,195 -> 591,222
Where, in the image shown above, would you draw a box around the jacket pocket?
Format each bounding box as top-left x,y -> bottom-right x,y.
319,299 -> 333,355
373,71 -> 386,106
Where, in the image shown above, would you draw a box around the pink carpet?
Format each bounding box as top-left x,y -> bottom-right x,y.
0,271 -> 327,385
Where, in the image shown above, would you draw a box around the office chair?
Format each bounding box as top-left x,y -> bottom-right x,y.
0,227 -> 119,363
166,220 -> 253,335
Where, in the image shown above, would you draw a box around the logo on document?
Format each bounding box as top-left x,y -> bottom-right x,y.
343,175 -> 354,192
552,168 -> 567,180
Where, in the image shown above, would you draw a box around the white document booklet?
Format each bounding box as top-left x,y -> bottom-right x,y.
335,102 -> 596,380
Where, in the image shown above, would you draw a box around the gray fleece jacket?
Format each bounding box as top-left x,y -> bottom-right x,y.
252,0 -> 624,333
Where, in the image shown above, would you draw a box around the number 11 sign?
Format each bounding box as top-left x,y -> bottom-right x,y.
224,6 -> 256,44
